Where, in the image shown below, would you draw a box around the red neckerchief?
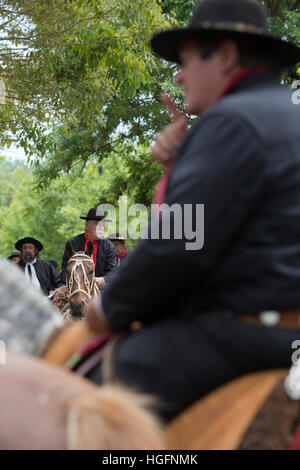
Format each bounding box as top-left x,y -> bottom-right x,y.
218,66 -> 269,100
154,67 -> 269,207
116,247 -> 128,260
84,232 -> 98,267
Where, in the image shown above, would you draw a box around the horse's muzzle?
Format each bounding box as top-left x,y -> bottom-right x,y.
70,301 -> 84,318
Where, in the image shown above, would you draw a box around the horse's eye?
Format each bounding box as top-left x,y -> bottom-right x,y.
89,270 -> 94,275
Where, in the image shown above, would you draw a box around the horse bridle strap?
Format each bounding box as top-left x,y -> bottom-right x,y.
67,254 -> 99,302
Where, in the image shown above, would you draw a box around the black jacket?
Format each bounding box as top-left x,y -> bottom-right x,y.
102,72 -> 300,331
19,258 -> 63,296
116,250 -> 131,270
61,233 -> 117,284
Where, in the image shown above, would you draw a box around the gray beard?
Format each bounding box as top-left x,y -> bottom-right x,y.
23,253 -> 35,263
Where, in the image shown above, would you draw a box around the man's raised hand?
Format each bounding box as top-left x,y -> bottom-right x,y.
152,92 -> 187,171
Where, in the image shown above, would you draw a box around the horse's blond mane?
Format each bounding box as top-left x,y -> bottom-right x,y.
66,384 -> 165,450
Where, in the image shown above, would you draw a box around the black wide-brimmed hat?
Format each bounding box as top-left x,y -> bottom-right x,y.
15,237 -> 44,252
80,208 -> 112,222
107,233 -> 129,241
7,251 -> 21,260
151,0 -> 300,68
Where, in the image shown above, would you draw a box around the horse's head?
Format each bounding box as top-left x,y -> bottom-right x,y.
65,241 -> 96,319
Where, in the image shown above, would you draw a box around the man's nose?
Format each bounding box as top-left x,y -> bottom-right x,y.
175,69 -> 184,85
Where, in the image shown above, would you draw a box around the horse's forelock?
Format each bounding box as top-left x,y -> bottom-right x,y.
68,251 -> 92,262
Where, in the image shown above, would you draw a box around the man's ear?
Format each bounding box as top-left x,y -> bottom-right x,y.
218,39 -> 240,72
65,241 -> 76,259
85,240 -> 94,259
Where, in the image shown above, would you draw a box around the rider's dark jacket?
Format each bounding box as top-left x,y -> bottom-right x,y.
116,249 -> 131,270
102,72 -> 300,329
61,233 -> 117,284
19,258 -> 63,296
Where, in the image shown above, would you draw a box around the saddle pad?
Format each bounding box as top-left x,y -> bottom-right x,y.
238,378 -> 300,450
166,369 -> 287,450
42,323 -> 99,366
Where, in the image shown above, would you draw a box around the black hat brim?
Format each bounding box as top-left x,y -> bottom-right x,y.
15,237 -> 44,252
80,216 -> 112,222
108,237 -> 129,241
7,252 -> 21,259
150,27 -> 300,69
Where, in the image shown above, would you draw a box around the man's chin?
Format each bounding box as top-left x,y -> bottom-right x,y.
185,100 -> 206,116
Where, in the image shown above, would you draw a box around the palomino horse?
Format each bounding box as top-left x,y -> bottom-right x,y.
52,241 -> 99,321
0,260 -> 164,450
0,352 -> 165,450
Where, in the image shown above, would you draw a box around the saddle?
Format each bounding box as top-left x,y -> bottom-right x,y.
42,322 -> 100,366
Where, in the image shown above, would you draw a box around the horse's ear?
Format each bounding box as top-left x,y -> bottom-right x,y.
85,240 -> 94,259
65,241 -> 76,259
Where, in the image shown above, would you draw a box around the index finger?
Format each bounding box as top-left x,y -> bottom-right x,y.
160,92 -> 182,122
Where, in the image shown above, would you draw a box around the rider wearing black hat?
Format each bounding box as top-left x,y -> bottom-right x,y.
61,208 -> 117,288
7,251 -> 21,264
107,233 -> 131,270
85,0 -> 300,420
16,237 -> 63,296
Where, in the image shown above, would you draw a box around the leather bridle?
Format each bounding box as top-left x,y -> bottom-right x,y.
67,253 -> 99,302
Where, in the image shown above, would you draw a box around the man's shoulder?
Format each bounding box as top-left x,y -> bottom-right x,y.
186,81 -> 298,151
215,83 -> 290,114
67,233 -> 85,247
36,259 -> 51,270
68,232 -> 85,242
101,237 -> 115,250
208,79 -> 297,131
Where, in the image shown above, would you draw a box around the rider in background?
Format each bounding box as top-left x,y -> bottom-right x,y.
61,208 -> 117,290
107,233 -> 131,270
16,237 -> 63,296
7,252 -> 21,264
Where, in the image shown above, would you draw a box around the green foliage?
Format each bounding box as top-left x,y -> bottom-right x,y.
26,0 -> 300,187
160,0 -> 198,24
0,158 -> 26,208
0,0 -> 299,260
0,0 -> 172,156
0,145 -> 161,263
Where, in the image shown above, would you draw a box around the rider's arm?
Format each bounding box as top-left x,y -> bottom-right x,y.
60,248 -> 69,284
50,264 -> 64,289
103,240 -> 117,284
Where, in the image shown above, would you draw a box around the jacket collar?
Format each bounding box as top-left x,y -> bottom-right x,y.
219,70 -> 281,98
